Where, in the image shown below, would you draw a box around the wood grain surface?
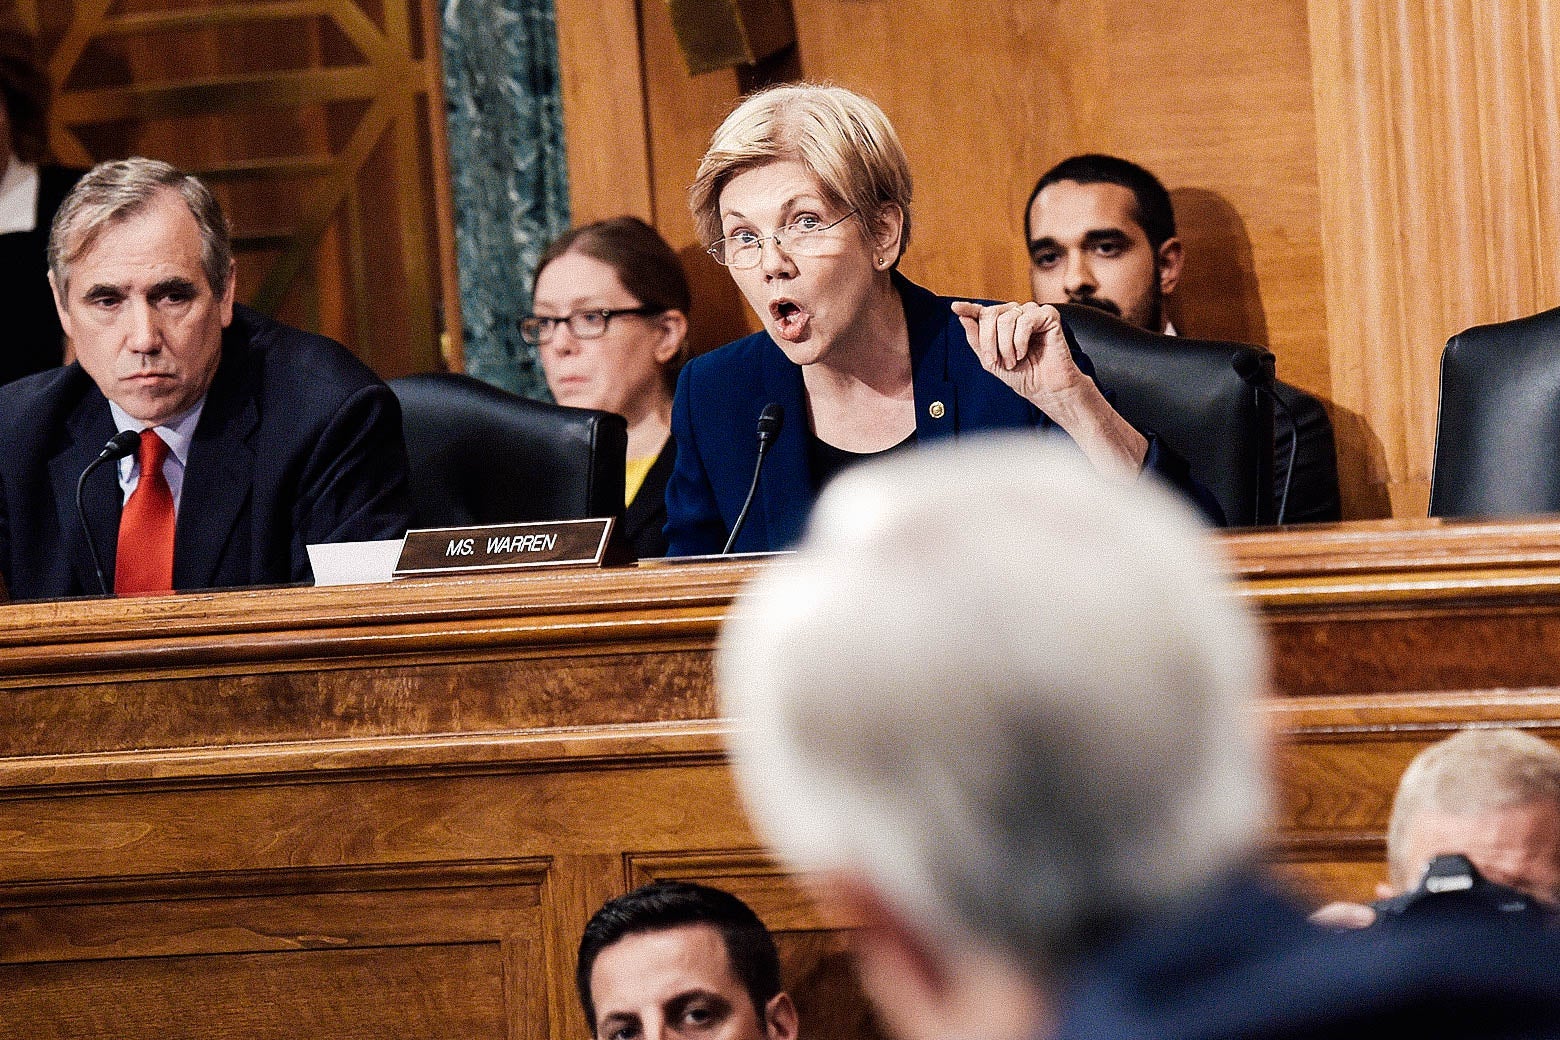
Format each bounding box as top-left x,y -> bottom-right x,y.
28,0 -> 455,378
1308,0 -> 1560,516
6,523 -> 1560,1033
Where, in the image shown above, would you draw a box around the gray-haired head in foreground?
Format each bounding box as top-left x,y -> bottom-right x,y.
1387,728 -> 1560,891
716,436 -> 1270,975
48,157 -> 232,299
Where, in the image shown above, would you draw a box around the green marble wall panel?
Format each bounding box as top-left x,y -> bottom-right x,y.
440,0 -> 569,398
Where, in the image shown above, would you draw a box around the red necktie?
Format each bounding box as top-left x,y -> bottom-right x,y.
114,429 -> 175,596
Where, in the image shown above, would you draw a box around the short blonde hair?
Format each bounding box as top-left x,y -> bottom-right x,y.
1387,728 -> 1560,889
689,83 -> 913,264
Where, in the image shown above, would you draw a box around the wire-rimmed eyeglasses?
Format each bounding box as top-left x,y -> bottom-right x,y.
516,306 -> 662,346
707,210 -> 860,269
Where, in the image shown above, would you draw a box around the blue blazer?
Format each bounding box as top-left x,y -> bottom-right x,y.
665,274 -> 1206,556
0,304 -> 410,600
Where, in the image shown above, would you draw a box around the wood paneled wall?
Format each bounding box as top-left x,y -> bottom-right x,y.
34,2 -> 1555,508
555,0 -> 1560,520
17,0 -> 458,378
1308,0 -> 1560,517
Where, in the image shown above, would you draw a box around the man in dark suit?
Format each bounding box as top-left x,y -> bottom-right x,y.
0,156 -> 409,601
1025,154 -> 1342,524
717,437 -> 1560,1040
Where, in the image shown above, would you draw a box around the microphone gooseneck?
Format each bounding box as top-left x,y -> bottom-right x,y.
1232,353 -> 1298,526
723,403 -> 784,554
77,430 -> 143,595
1268,389 -> 1299,525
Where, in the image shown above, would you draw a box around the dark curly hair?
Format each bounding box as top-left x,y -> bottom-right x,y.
1025,153 -> 1176,251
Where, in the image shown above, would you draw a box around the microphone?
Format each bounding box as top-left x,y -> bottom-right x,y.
77,430 -> 142,595
723,403 -> 784,554
1233,352 -> 1298,525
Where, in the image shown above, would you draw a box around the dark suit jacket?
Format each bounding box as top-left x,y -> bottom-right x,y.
666,274 -> 1212,556
1273,380 -> 1341,524
1056,870 -> 1560,1040
0,304 -> 410,600
622,438 -> 673,559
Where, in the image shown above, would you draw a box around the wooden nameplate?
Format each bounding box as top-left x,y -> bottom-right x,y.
394,518 -> 616,577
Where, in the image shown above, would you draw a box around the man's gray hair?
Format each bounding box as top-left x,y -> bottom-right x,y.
1387,728 -> 1560,890
49,157 -> 232,298
717,435 -> 1270,976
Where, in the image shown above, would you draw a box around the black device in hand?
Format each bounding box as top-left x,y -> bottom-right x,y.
1371,853 -> 1553,925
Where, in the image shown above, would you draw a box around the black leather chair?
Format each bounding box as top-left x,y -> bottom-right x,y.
1430,306 -> 1560,518
1056,303 -> 1275,526
389,372 -> 627,528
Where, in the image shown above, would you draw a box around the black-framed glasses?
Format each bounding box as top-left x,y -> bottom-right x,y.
707,210 -> 860,269
517,306 -> 663,346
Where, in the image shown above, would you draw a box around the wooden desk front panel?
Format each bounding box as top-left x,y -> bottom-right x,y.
3,520 -> 1560,1033
4,703 -> 1553,1036
0,564 -> 759,1038
3,519 -> 1559,759
0,726 -> 879,1040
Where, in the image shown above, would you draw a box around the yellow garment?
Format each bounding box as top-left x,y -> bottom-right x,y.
624,453 -> 658,507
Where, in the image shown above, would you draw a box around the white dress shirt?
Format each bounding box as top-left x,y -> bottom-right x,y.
108,398 -> 207,513
0,157 -> 40,235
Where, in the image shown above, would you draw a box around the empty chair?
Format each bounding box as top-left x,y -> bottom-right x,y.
1056,303 -> 1275,526
389,372 -> 626,529
1430,306 -> 1560,518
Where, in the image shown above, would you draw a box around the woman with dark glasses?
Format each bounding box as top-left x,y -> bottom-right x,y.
523,216 -> 690,558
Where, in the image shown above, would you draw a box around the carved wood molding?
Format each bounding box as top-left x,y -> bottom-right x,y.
1268,687 -> 1560,736
0,564 -> 749,681
1271,831 -> 1385,867
0,720 -> 729,793
626,847 -> 776,880
0,855 -> 553,910
4,521 -> 1560,680
626,850 -> 861,931
0,562 -> 752,646
1224,517 -> 1560,578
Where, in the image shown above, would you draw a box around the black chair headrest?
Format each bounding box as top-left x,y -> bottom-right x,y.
389,372 -> 627,528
